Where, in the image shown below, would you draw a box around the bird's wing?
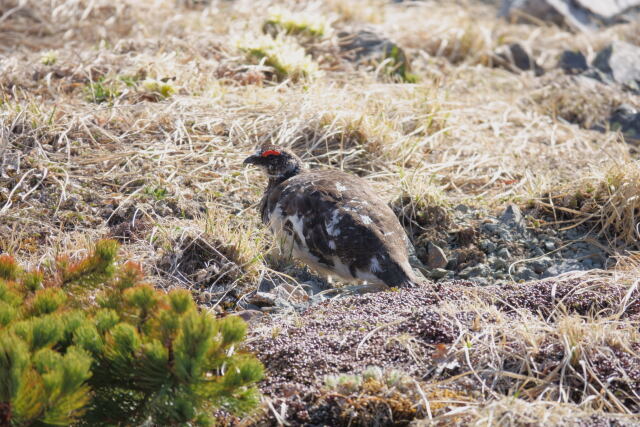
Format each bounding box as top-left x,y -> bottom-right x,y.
272,172 -> 408,274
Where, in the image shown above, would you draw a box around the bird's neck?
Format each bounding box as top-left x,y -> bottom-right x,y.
260,165 -> 301,224
267,164 -> 301,189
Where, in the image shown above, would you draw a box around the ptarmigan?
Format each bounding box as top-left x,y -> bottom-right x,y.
244,145 -> 420,289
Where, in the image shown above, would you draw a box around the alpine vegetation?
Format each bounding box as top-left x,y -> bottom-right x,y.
0,240 -> 263,426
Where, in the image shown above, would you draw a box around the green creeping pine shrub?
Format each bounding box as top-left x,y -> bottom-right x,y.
0,240 -> 263,426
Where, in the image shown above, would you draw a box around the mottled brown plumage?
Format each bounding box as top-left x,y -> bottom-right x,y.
244,146 -> 419,288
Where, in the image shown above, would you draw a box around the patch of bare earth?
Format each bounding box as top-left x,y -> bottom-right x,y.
246,274 -> 640,425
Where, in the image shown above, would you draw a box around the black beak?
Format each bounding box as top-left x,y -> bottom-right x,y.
243,154 -> 260,165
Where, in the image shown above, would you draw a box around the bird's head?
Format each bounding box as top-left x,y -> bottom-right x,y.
243,146 -> 303,182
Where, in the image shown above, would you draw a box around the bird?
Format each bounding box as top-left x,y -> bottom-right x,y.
243,145 -> 421,290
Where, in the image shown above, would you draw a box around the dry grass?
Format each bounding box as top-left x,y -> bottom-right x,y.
1,0 -> 640,425
536,162 -> 640,249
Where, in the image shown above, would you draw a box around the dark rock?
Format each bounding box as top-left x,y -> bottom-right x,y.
258,277 -> 277,292
500,0 -> 596,30
427,242 -> 448,269
236,300 -> 262,311
482,222 -> 500,234
515,266 -> 539,281
559,50 -> 588,74
245,291 -> 278,307
489,256 -> 509,270
501,0 -> 566,26
428,268 -> 448,280
407,241 -> 429,278
531,247 -> 545,257
494,43 -> 543,75
593,41 -> 640,91
610,104 -> 640,142
479,240 -> 497,253
459,263 -> 490,279
530,257 -> 552,274
500,0 -> 640,31
337,29 -> 410,78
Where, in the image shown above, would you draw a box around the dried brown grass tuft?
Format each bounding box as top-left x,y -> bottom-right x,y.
536,162 -> 640,249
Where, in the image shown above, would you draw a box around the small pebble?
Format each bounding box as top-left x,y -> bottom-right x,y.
480,240 -> 497,253
531,247 -> 545,257
530,257 -> 552,274
429,268 -> 449,280
516,267 -> 538,282
455,204 -> 469,213
490,257 -> 509,271
496,247 -> 511,259
482,223 -> 499,234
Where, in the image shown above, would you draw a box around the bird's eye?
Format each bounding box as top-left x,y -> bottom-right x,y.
261,150 -> 281,157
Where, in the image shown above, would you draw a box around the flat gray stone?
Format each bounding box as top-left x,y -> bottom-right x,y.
428,268 -> 449,280
480,240 -> 498,253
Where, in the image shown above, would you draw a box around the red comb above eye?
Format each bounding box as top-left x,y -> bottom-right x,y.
261,150 -> 281,157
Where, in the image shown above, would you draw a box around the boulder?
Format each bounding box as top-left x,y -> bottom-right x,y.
427,242 -> 448,269
558,50 -> 588,74
593,41 -> 640,91
610,104 -> 640,143
337,29 -> 410,78
493,43 -> 543,75
500,0 -> 640,31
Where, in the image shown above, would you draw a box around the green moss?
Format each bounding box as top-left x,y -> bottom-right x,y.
238,34 -> 319,81
84,78 -> 121,104
264,7 -> 331,38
